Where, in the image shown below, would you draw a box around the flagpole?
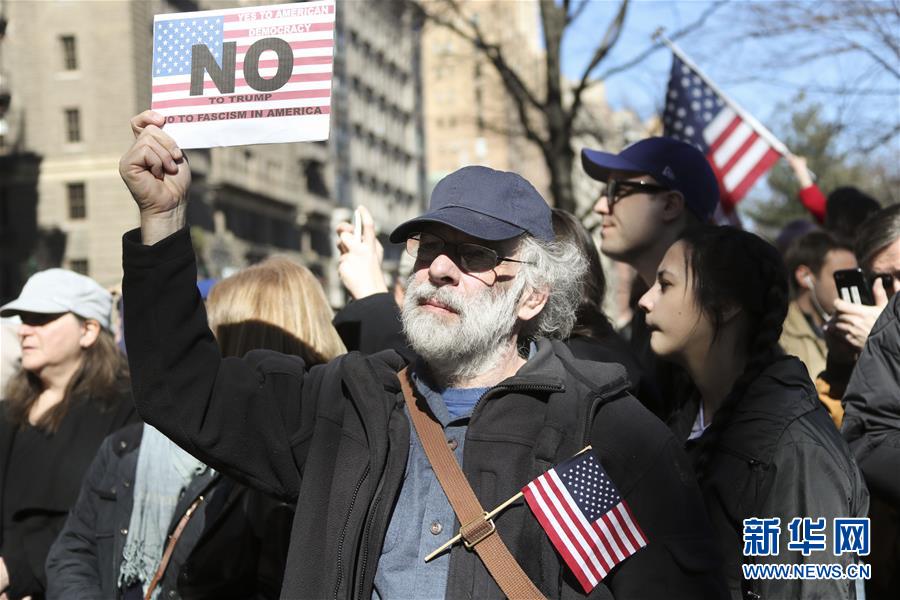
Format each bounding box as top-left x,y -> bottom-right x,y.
424,445 -> 594,563
652,29 -> 791,157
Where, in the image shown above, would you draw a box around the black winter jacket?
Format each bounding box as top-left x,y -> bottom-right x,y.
842,293 -> 900,464
670,356 -> 869,600
45,424 -> 291,599
0,384 -> 137,600
122,227 -> 727,600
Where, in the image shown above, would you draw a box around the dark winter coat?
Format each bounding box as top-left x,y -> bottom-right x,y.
122,227 -> 728,600
45,423 -> 291,599
0,384 -> 137,600
670,356 -> 869,600
842,293 -> 900,489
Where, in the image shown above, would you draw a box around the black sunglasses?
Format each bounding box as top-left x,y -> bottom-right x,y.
602,179 -> 670,207
406,232 -> 533,272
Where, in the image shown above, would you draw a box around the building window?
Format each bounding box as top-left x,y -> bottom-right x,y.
67,183 -> 86,219
64,108 -> 81,142
60,35 -> 78,70
304,160 -> 329,197
69,259 -> 88,275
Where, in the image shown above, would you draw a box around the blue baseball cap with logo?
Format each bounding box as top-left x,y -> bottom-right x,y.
581,137 -> 720,222
390,165 -> 554,243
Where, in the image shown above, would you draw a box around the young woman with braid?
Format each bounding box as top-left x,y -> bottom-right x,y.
638,226 -> 868,600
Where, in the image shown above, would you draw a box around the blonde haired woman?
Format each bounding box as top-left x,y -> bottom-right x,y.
207,256 -> 346,364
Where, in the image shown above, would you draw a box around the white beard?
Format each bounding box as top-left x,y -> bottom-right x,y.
401,274 -> 526,384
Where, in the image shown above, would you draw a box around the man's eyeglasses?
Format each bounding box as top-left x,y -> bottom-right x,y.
601,179 -> 670,208
406,232 -> 532,272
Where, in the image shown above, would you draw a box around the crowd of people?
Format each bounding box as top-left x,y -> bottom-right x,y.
0,108 -> 896,600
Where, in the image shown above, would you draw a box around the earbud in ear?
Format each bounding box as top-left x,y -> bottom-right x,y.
803,275 -> 815,290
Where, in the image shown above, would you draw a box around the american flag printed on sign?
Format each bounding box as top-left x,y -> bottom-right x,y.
521,451 -> 647,593
150,1 -> 335,148
663,56 -> 781,213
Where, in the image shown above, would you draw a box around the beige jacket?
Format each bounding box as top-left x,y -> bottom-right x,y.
779,301 -> 827,382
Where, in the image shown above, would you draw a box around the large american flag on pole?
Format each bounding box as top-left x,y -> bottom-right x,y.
151,1 -> 335,148
522,450 -> 647,593
663,55 -> 781,213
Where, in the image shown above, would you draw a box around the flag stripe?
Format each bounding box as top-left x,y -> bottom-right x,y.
606,509 -> 636,555
534,476 -> 604,582
618,503 -> 648,548
547,471 -> 615,572
545,471 -> 613,576
234,39 -> 333,53
159,105 -> 331,124
224,21 -> 334,37
730,147 -> 781,202
703,107 -> 737,146
524,482 -> 597,592
597,513 -> 628,561
723,136 -> 770,190
222,4 -> 335,21
707,114 -> 742,155
711,121 -> 753,169
715,130 -> 762,182
152,71 -> 332,93
152,88 -> 330,109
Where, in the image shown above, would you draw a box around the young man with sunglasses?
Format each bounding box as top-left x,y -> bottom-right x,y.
117,111 -> 726,599
581,137 -> 720,422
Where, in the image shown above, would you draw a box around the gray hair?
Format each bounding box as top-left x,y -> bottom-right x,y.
517,235 -> 587,340
855,204 -> 900,271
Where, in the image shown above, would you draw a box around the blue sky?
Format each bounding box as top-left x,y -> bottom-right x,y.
559,0 -> 899,164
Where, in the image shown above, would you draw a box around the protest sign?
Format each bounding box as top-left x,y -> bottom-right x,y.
151,0 -> 335,148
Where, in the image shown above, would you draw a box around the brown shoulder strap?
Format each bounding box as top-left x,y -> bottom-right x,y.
144,494 -> 204,600
398,367 -> 546,600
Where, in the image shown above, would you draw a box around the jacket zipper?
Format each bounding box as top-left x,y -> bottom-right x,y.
355,481 -> 385,599
333,463 -> 370,600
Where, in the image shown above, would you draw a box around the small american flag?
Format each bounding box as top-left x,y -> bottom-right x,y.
522,450 -> 647,593
663,55 -> 781,213
151,1 -> 335,125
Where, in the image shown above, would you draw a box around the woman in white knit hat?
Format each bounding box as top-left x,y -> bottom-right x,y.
0,269 -> 137,600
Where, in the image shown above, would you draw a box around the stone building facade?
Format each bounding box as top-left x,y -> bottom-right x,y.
0,0 -> 426,306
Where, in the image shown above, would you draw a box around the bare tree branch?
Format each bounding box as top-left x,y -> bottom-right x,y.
594,0 -> 727,82
564,0 -> 628,133
415,0 -> 545,111
566,0 -> 591,25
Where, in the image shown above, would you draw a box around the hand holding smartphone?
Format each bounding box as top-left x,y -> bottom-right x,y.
833,268 -> 875,306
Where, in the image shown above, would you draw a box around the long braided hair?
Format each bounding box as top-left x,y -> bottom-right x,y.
679,226 -> 790,480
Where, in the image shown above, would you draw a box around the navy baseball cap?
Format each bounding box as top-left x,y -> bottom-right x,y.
390,165 -> 554,243
581,137 -> 720,222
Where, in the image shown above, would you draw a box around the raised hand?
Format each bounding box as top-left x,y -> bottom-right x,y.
118,111 -> 191,244
785,154 -> 813,189
826,277 -> 889,352
336,206 -> 389,300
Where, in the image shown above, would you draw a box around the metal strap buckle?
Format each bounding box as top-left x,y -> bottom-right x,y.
461,511 -> 496,549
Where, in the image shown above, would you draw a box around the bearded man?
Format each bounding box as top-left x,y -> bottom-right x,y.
117,111 -> 726,599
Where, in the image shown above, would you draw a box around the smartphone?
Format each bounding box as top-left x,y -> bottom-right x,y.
353,208 -> 362,243
834,268 -> 874,305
